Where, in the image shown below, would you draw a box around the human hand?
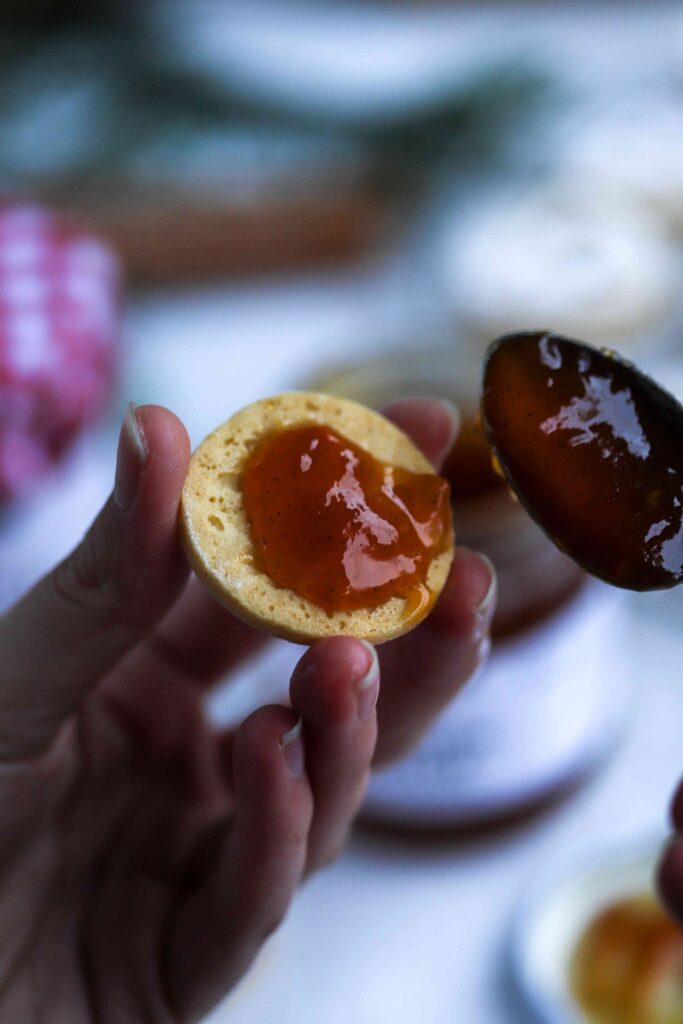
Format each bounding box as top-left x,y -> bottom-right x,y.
0,398 -> 495,1023
658,784 -> 683,926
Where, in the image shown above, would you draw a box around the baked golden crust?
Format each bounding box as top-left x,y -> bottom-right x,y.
180,392 -> 454,644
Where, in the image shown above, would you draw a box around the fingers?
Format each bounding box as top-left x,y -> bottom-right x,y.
0,404 -> 191,761
658,782 -> 683,924
658,837 -> 683,926
166,706 -> 313,1023
150,579 -> 268,685
373,547 -> 496,766
166,639 -> 381,1019
112,576 -> 268,699
289,637 -> 379,874
671,777 -> 683,833
382,397 -> 459,469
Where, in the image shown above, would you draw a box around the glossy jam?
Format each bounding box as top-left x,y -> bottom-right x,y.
571,895 -> 683,1024
242,424 -> 451,615
481,331 -> 683,590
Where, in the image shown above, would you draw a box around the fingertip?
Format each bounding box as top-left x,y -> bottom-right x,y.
383,397 -> 459,469
135,404 -> 191,482
291,637 -> 377,725
298,636 -> 375,683
114,404 -> 191,604
430,547 -> 497,637
234,704 -> 298,766
670,779 -> 683,832
234,705 -> 309,800
657,837 -> 683,924
124,405 -> 188,548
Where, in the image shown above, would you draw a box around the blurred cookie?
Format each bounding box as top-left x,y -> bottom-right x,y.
180,392 -> 454,645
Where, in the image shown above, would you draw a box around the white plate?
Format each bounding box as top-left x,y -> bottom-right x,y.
364,583 -> 633,827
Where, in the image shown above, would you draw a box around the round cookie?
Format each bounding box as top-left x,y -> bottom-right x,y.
180,392 -> 454,645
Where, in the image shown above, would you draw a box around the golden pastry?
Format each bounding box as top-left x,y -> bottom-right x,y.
180,392 -> 454,644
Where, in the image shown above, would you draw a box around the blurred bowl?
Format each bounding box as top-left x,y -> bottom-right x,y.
512,835 -> 670,1024
558,97 -> 683,237
436,178 -> 679,355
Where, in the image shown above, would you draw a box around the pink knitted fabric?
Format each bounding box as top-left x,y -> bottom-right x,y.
0,205 -> 120,502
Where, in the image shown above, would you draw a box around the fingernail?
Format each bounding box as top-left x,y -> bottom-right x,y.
357,641 -> 380,722
113,402 -> 147,512
280,719 -> 304,778
474,555 -> 497,639
435,398 -> 460,447
477,634 -> 492,666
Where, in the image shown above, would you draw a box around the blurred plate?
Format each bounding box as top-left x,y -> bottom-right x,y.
435,177 -> 679,354
155,2 -> 491,122
154,2 -> 683,123
511,835 -> 665,1024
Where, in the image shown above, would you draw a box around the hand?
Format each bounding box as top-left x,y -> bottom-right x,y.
658,785 -> 683,925
0,398 -> 495,1023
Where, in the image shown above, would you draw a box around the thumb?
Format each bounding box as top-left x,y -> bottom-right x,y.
0,403 -> 191,762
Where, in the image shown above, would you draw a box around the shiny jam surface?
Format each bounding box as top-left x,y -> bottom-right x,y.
571,895 -> 683,1024
482,331 -> 683,590
242,424 -> 452,614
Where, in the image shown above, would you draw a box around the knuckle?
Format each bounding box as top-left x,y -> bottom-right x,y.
51,555 -> 100,620
50,529 -> 124,628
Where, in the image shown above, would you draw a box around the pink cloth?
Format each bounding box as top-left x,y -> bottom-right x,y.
0,205 -> 120,502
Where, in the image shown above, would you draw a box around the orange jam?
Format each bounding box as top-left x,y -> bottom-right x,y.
242,424 -> 452,615
571,895 -> 683,1024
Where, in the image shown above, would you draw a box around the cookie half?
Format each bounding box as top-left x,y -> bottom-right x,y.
180,392 -> 454,644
